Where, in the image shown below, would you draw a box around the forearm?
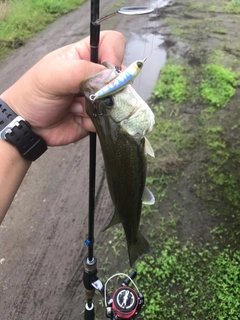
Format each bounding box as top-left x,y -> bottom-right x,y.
0,31 -> 126,223
0,139 -> 31,223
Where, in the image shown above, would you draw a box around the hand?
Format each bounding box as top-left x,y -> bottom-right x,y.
1,31 -> 126,146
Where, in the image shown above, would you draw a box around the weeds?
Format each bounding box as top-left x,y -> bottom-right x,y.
200,64 -> 238,108
227,0 -> 240,13
197,118 -> 240,245
0,0 -> 84,58
153,64 -> 190,104
133,58 -> 240,319
136,233 -> 240,319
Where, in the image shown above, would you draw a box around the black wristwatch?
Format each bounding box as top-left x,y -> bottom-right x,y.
0,98 -> 47,161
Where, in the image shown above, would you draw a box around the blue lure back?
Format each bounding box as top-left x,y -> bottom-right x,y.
90,59 -> 146,102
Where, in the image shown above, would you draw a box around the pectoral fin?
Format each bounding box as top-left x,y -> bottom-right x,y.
144,137 -> 155,157
142,187 -> 155,205
102,210 -> 121,231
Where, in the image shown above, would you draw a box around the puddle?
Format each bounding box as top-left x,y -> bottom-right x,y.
123,0 -> 168,100
124,33 -> 166,100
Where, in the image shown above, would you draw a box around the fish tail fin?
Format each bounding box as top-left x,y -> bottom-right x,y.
128,231 -> 150,267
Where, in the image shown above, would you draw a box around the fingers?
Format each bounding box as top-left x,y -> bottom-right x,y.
36,30 -> 125,95
75,116 -> 95,133
69,97 -> 96,133
34,58 -> 105,95
66,30 -> 126,66
69,99 -> 84,115
98,31 -> 126,67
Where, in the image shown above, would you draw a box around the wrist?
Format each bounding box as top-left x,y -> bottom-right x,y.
0,137 -> 31,165
1,88 -> 24,117
0,97 -> 47,161
0,138 -> 31,223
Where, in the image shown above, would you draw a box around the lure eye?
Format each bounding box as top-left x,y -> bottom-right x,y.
103,96 -> 114,108
137,61 -> 143,69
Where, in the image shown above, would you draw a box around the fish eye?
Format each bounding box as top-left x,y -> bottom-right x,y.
103,96 -> 114,108
137,61 -> 143,68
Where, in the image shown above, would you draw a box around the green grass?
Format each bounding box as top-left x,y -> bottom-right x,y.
128,60 -> 240,319
227,0 -> 240,13
212,29 -> 227,35
0,0 -> 85,58
153,62 -> 239,109
200,64 -> 238,108
153,64 -> 190,104
197,119 -> 240,245
136,233 -> 240,319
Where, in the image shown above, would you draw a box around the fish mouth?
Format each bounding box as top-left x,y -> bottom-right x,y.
80,62 -> 155,136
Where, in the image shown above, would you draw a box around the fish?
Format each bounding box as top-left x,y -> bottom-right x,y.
80,62 -> 155,266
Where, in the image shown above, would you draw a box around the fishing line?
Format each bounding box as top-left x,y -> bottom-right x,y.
134,0 -> 157,93
104,273 -> 140,307
144,0 -> 155,60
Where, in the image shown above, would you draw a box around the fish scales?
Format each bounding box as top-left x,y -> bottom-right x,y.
80,62 -> 155,266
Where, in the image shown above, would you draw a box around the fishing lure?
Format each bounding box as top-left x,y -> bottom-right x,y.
89,58 -> 146,102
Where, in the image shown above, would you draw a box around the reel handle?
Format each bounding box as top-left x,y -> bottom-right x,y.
122,270 -> 137,286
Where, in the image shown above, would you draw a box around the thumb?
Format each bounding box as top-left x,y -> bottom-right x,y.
34,58 -> 105,95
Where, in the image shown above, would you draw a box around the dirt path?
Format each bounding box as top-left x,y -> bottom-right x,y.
0,1 -> 166,319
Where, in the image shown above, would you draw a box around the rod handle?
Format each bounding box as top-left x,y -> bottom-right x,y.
84,303 -> 95,320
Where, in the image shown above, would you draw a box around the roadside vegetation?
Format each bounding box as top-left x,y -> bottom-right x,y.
227,0 -> 240,13
123,59 -> 240,319
134,1 -> 240,318
0,0 -> 85,59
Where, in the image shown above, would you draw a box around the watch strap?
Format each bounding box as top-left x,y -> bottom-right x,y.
0,98 -> 47,161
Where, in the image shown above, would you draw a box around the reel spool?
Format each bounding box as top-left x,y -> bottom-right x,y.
105,272 -> 144,320
112,286 -> 140,319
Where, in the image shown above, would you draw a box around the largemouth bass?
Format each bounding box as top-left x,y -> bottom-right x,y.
80,62 -> 155,266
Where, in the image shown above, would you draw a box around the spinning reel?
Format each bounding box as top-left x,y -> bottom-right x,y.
105,271 -> 144,320
84,259 -> 144,320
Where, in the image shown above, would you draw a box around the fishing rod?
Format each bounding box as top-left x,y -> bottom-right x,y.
83,2 -> 154,319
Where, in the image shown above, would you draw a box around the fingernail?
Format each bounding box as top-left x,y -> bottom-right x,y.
70,102 -> 83,115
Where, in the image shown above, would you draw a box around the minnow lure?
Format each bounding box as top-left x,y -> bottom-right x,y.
89,58 -> 146,102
